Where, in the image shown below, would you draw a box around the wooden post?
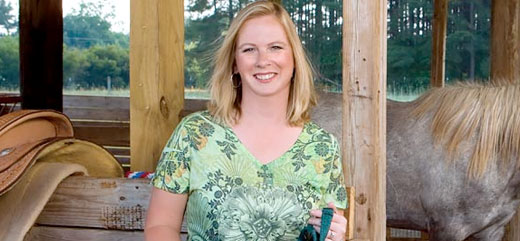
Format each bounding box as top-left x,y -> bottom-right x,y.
504,212 -> 520,241
343,0 -> 387,240
431,0 -> 448,87
130,0 -> 184,171
491,0 -> 520,83
19,0 -> 63,111
492,1 -> 520,240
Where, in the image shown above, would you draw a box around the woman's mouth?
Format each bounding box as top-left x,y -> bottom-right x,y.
254,73 -> 276,83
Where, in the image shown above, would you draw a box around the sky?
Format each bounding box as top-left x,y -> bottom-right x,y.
5,0 -> 130,34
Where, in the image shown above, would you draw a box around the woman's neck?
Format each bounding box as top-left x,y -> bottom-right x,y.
237,92 -> 289,127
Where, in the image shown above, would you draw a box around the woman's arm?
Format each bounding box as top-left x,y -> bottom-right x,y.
145,187 -> 188,241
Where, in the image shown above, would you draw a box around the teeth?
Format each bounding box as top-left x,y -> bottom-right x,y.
256,73 -> 275,80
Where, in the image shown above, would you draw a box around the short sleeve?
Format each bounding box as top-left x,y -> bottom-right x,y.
322,135 -> 348,209
152,118 -> 192,194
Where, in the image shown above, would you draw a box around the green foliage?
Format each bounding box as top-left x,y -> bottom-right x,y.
444,0 -> 490,82
183,0 -> 256,88
64,44 -> 129,89
387,0 -> 490,93
0,0 -> 16,35
0,0 -> 130,90
62,0 -> 129,89
183,0 -> 491,93
0,35 -> 19,88
0,0 -> 493,94
184,0 -> 344,91
63,1 -> 128,49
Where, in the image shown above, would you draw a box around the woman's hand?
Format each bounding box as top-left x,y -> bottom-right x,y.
307,202 -> 347,241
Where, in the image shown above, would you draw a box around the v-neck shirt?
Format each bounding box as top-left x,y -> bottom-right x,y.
152,111 -> 347,241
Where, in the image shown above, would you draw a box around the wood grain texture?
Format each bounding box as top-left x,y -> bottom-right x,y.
64,107 -> 129,121
34,177 -> 188,235
343,0 -> 387,240
130,0 -> 184,171
504,209 -> 520,241
36,177 -> 151,230
491,0 -> 520,83
492,1 -> 520,240
73,125 -> 129,146
63,95 -> 129,109
346,187 -> 355,240
431,0 -> 448,87
24,226 -> 189,241
20,0 -> 63,111
24,227 -> 145,241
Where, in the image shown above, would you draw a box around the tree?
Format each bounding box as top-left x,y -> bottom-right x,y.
63,46 -> 90,89
61,0 -> 130,89
0,35 -> 19,89
0,0 -> 17,35
184,0 -> 345,91
386,0 -> 490,94
84,44 -> 129,88
63,0 -> 125,48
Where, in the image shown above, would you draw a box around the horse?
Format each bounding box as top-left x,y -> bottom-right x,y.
312,82 -> 520,241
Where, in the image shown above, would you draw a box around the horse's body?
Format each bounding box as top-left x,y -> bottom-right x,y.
312,83 -> 520,241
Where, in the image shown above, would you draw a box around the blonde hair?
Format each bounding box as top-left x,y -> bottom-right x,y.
208,0 -> 317,126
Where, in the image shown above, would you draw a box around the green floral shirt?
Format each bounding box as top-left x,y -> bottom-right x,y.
153,111 -> 347,241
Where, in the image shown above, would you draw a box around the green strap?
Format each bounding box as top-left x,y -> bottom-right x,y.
298,208 -> 334,241
319,208 -> 334,241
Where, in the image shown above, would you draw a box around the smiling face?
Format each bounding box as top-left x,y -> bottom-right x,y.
234,15 -> 295,100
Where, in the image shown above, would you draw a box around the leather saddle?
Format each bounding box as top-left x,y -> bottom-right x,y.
0,109 -> 123,196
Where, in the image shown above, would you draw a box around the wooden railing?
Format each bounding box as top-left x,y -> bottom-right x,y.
60,95 -> 427,240
1,94 -> 427,240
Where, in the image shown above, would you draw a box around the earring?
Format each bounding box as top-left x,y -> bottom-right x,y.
230,73 -> 241,88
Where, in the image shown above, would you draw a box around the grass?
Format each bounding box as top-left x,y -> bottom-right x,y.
62,87 -> 211,99
387,91 -> 422,102
1,87 -> 421,101
0,87 -> 210,99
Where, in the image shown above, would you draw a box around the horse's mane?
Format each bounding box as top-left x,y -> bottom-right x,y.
411,81 -> 520,178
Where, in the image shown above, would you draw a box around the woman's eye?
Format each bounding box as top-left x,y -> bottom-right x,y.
271,45 -> 283,50
243,48 -> 254,53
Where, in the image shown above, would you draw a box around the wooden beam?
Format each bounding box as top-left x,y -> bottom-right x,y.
25,226 -> 189,241
504,210 -> 520,241
491,1 -> 520,240
25,227 -> 143,241
19,0 -> 63,111
130,0 -> 184,171
36,177 -> 151,230
33,177 -> 189,240
430,0 -> 448,87
491,0 -> 520,83
346,187 -> 355,239
343,0 -> 387,240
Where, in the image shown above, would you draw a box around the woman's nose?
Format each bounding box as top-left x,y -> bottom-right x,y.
255,50 -> 271,68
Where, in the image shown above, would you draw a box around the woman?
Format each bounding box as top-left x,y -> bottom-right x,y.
145,1 -> 348,240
